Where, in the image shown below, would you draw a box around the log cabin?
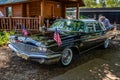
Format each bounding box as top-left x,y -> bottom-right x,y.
0,0 -> 84,18
0,0 -> 84,32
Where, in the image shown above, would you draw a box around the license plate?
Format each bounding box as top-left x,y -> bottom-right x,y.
16,53 -> 28,60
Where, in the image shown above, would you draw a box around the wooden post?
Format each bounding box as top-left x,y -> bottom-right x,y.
40,0 -> 44,26
40,0 -> 44,17
39,16 -> 42,27
63,4 -> 66,18
76,3 -> 79,19
9,16 -> 12,31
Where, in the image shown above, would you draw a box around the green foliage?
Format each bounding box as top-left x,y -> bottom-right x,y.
66,12 -> 71,16
9,31 -> 15,35
106,0 -> 120,7
83,0 -> 98,8
83,0 -> 120,8
0,31 -> 15,46
79,15 -> 89,19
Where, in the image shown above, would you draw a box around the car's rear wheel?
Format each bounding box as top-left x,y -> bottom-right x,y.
104,39 -> 110,48
60,48 -> 73,67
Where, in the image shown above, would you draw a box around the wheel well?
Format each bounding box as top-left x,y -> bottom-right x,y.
70,46 -> 80,55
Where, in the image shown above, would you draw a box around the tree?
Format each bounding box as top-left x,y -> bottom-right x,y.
106,0 -> 120,7
99,0 -> 106,7
83,0 -> 98,8
83,0 -> 120,8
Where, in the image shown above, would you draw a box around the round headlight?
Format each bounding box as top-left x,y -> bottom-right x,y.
42,48 -> 47,52
36,42 -> 41,46
38,47 -> 42,51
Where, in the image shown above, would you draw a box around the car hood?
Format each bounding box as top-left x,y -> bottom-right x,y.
10,30 -> 81,52
31,30 -> 71,47
31,31 -> 59,46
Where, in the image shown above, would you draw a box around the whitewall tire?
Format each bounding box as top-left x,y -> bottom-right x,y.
60,48 -> 73,66
104,39 -> 110,48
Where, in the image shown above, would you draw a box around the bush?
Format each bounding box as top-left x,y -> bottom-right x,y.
0,31 -> 15,46
79,15 -> 89,19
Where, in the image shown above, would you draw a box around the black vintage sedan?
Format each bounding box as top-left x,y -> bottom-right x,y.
8,19 -> 116,66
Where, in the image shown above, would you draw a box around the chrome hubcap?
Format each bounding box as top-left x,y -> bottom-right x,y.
104,39 -> 109,48
61,49 -> 73,66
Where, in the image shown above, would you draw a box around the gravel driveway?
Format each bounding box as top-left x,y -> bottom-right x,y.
0,33 -> 120,80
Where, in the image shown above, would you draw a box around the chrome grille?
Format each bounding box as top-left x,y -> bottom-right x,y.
12,42 -> 40,53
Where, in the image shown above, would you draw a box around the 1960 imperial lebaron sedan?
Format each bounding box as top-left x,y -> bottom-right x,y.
8,19 -> 116,66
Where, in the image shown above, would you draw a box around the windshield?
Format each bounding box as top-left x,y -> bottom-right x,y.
49,20 -> 85,32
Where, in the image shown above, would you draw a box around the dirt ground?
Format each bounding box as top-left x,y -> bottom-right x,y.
0,33 -> 120,80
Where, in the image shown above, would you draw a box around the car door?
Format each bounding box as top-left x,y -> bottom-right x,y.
79,21 -> 102,52
93,21 -> 106,45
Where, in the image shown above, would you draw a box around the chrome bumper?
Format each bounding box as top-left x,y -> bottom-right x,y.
8,44 -> 61,64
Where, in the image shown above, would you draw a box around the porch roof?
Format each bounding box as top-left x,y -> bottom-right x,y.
52,0 -> 85,6
0,0 -> 84,6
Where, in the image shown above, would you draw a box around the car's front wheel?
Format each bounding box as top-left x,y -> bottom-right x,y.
104,39 -> 110,48
60,48 -> 73,67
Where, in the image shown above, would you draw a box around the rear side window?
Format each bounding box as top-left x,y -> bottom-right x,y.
86,22 -> 95,33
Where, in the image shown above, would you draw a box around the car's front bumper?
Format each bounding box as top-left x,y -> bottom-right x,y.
8,43 -> 61,64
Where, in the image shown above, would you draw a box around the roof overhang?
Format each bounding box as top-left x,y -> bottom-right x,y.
80,8 -> 120,12
0,0 -> 39,6
0,0 -> 84,7
55,0 -> 85,7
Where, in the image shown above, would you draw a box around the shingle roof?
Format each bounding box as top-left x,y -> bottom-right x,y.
0,0 -> 28,5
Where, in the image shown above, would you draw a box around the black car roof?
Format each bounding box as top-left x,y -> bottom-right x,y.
56,19 -> 97,23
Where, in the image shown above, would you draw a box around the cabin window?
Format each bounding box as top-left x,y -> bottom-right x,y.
6,7 -> 12,17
